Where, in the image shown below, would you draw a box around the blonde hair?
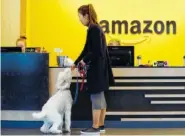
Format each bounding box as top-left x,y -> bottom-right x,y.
16,36 -> 27,46
108,39 -> 121,46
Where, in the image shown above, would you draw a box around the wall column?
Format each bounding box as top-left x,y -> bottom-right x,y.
1,0 -> 20,46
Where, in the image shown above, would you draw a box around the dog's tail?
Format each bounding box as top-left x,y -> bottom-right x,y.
32,111 -> 46,119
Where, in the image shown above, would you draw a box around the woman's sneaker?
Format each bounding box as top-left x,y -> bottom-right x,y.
99,126 -> 105,133
80,127 -> 100,134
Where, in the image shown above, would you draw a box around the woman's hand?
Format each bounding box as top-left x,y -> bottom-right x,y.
71,64 -> 76,71
80,60 -> 86,66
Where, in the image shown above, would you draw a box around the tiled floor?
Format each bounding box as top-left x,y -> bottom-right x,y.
1,128 -> 185,135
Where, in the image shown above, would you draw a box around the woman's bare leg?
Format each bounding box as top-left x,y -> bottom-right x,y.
92,109 -> 101,128
99,108 -> 106,126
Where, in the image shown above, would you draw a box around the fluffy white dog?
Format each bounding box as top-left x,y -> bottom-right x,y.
32,58 -> 74,134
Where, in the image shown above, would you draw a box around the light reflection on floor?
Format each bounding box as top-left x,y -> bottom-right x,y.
1,128 -> 185,135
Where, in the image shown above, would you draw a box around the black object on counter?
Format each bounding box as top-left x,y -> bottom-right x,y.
1,47 -> 22,52
108,46 -> 134,66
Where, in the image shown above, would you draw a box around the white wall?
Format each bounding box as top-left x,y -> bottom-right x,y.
1,0 -> 20,46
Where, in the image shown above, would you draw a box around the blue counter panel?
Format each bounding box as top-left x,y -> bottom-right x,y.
1,53 -> 49,110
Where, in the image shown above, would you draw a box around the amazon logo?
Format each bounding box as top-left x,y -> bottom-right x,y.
100,20 -> 177,35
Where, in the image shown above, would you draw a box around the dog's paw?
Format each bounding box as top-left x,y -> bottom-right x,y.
49,129 -> 62,134
40,126 -> 50,133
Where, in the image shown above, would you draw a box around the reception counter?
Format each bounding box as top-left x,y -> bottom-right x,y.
49,67 -> 185,127
2,64 -> 185,128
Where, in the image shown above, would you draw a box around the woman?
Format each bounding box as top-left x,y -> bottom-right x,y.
71,4 -> 115,134
108,39 -> 121,46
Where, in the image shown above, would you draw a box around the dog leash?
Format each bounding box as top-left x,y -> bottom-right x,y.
78,63 -> 87,91
73,63 -> 87,104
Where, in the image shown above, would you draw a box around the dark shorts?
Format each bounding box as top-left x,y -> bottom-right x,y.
90,91 -> 107,110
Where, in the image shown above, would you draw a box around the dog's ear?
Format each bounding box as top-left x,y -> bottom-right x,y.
64,68 -> 71,73
57,71 -> 65,81
62,68 -> 72,80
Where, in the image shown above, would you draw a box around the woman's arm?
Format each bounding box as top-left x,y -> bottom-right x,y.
121,36 -> 150,45
74,43 -> 88,65
83,25 -> 102,64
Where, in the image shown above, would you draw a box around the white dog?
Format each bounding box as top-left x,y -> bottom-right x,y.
32,58 -> 73,134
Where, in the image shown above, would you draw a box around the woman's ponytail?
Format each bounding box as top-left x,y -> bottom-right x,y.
88,4 -> 98,25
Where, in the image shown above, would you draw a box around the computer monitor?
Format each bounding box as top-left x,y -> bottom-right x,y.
108,46 -> 134,67
0,47 -> 22,52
